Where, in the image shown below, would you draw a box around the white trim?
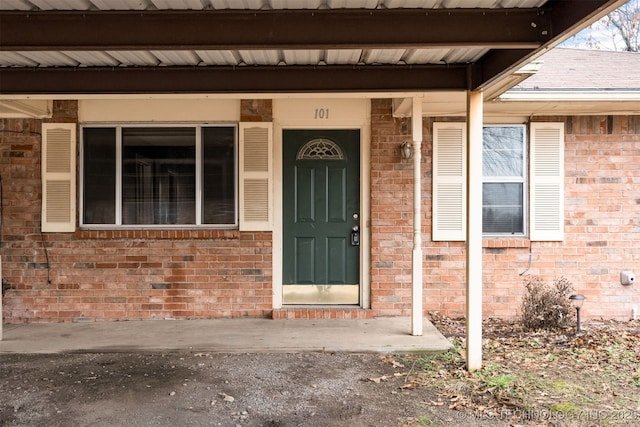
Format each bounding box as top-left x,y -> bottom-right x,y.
0,100 -> 52,118
360,106 -> 371,310
195,130 -> 202,225
411,98 -> 423,336
272,123 -> 284,309
499,90 -> 640,101
393,91 -> 640,118
466,90 -> 484,372
115,128 -> 123,225
78,99 -> 240,122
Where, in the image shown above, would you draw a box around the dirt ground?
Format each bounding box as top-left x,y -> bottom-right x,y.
1,315 -> 639,427
0,351 -> 481,427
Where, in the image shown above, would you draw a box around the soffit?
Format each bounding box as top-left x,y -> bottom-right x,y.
405,92 -> 640,118
0,0 -> 629,95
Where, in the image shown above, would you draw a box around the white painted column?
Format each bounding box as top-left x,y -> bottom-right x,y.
411,98 -> 423,336
466,90 -> 483,370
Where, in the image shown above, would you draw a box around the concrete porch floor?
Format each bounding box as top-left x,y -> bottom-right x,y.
0,317 -> 453,354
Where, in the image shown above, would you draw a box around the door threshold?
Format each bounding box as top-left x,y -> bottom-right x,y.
283,284 -> 359,305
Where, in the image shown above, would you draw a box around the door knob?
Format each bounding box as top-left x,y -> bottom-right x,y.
351,225 -> 360,246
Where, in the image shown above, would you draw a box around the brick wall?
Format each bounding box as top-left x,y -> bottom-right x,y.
240,99 -> 273,122
370,99 -> 640,321
3,98 -> 640,323
369,99 -> 415,316
1,101 -> 273,323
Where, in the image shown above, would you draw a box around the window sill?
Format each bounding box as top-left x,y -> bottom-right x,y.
482,237 -> 530,249
77,228 -> 241,240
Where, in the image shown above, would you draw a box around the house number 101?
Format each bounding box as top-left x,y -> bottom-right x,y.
314,108 -> 329,119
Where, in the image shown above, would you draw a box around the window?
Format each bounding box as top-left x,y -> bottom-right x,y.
82,125 -> 237,227
432,122 -> 563,242
482,125 -> 526,235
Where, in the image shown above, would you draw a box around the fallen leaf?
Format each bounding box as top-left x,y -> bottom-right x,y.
220,393 -> 235,402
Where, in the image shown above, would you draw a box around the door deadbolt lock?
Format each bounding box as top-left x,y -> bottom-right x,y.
351,225 -> 360,246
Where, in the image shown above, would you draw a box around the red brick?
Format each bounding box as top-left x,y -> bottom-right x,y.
3,101 -> 640,323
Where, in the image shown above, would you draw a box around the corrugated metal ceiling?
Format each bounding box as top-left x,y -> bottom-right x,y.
0,0 -> 627,95
0,48 -> 490,67
0,0 -> 546,68
3,0 -> 548,11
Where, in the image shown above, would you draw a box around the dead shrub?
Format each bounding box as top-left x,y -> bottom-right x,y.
520,276 -> 574,331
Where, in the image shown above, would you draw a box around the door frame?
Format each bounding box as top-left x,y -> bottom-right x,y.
272,98 -> 371,309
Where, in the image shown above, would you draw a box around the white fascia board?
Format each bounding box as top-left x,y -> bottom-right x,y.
499,90 -> 640,102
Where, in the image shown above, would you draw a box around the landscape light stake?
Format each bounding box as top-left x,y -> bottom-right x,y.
569,294 -> 586,332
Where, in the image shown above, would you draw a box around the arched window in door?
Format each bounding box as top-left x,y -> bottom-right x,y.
296,138 -> 344,160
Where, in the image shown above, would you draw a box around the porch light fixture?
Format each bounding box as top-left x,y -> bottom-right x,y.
569,294 -> 586,332
400,141 -> 412,159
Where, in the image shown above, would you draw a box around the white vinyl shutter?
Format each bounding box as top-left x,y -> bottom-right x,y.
41,123 -> 76,232
239,122 -> 273,231
432,122 -> 467,241
530,122 -> 564,241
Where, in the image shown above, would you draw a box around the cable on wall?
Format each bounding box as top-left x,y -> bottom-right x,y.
0,129 -> 42,137
519,242 -> 533,276
40,232 -> 52,285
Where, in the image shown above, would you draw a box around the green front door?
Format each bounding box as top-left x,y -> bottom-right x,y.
283,130 -> 360,305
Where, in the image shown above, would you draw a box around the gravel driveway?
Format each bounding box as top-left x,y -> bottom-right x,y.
0,351 -> 445,427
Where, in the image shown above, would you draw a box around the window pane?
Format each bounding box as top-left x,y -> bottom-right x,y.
202,127 -> 236,224
483,183 -> 523,234
122,128 -> 195,225
483,127 -> 524,177
83,128 -> 116,224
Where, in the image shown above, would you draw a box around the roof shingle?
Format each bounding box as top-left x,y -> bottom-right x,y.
514,48 -> 640,91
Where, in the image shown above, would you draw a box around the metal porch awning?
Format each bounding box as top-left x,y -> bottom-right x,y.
0,0 -> 629,96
